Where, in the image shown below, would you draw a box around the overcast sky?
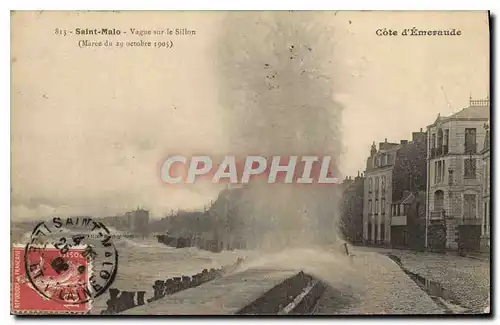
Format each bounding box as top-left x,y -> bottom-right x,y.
11,11 -> 489,220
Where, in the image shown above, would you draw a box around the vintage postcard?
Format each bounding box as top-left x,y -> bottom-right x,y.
11,11 -> 490,315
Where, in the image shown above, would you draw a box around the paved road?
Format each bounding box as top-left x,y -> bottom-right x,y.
355,246 -> 490,313
312,249 -> 445,315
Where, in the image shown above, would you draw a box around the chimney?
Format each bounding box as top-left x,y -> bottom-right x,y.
420,128 -> 423,132
357,171 -> 360,177
385,138 -> 388,143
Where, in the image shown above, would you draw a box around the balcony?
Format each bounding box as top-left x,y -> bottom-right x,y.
391,215 -> 407,226
431,146 -> 448,158
458,218 -> 482,226
464,143 -> 477,155
430,210 -> 445,220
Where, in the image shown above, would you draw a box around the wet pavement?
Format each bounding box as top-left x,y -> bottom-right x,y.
312,249 -> 444,315
355,246 -> 490,313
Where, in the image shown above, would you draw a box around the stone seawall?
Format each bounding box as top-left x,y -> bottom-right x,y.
236,271 -> 326,315
101,257 -> 245,314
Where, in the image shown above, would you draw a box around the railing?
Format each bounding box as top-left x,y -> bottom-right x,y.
430,210 -> 445,220
458,218 -> 482,226
431,146 -> 448,158
470,98 -> 490,107
391,215 -> 407,226
464,143 -> 477,154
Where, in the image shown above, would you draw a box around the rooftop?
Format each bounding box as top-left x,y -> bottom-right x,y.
430,97 -> 490,126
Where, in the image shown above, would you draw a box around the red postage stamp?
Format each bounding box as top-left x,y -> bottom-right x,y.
11,245 -> 91,314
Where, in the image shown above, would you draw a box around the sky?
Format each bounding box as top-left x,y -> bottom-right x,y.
11,11 -> 489,220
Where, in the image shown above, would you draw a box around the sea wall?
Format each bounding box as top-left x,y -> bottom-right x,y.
101,257 -> 245,314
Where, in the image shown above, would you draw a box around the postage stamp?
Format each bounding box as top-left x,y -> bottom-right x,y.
11,217 -> 119,314
11,245 -> 90,314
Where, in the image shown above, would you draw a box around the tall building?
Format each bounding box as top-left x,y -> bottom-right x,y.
363,139 -> 401,245
340,173 -> 364,244
425,97 -> 490,251
390,131 -> 428,247
363,131 -> 427,246
480,120 -> 490,251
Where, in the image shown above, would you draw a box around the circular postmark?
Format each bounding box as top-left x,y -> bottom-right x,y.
24,217 -> 118,305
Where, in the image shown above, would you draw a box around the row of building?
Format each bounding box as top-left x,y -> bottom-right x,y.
101,208 -> 150,235
340,97 -> 490,252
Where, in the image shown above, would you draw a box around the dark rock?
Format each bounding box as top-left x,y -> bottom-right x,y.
147,280 -> 165,303
136,291 -> 146,306
181,276 -> 192,289
164,278 -> 175,295
103,288 -> 138,314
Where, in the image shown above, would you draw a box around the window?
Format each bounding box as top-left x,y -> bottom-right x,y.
437,129 -> 443,154
464,194 -> 477,219
484,161 -> 489,189
437,161 -> 442,183
444,130 -> 449,154
375,199 -> 379,214
381,176 -> 386,192
368,200 -> 373,214
465,128 -> 477,153
368,178 -> 373,192
375,177 -> 380,192
464,158 -> 476,178
434,161 -> 438,184
434,190 -> 444,211
484,202 -> 488,233
384,155 -> 388,165
432,133 -> 436,149
381,198 -> 386,214
442,160 -> 446,183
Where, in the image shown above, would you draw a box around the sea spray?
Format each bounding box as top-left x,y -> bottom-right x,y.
216,12 -> 344,251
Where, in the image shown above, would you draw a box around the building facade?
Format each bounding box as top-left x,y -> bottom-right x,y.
390,191 -> 426,250
480,121 -> 490,251
363,139 -> 400,245
363,130 -> 427,246
340,174 -> 365,244
390,131 -> 428,248
426,97 -> 490,251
